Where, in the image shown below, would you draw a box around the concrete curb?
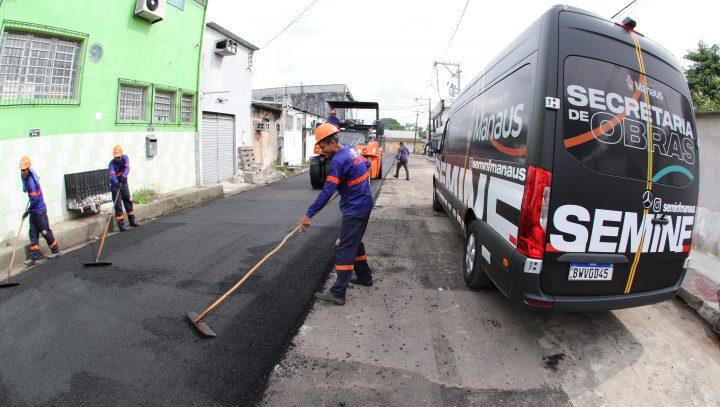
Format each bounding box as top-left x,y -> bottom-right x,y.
0,185 -> 223,271
677,269 -> 720,334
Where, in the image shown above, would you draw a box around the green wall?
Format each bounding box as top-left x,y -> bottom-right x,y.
0,0 -> 206,140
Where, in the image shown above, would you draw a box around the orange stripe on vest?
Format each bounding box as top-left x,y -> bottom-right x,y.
346,172 -> 369,186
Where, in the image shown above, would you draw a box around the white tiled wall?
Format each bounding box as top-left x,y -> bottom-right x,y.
0,131 -> 197,242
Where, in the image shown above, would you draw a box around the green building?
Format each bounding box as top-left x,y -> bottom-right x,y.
0,0 -> 207,241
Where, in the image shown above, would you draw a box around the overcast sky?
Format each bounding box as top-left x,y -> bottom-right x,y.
206,0 -> 720,125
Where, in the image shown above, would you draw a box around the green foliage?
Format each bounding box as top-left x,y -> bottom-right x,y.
684,41 -> 720,111
132,188 -> 153,204
380,118 -> 405,130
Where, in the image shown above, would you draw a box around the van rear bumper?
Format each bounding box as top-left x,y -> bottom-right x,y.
508,252 -> 686,312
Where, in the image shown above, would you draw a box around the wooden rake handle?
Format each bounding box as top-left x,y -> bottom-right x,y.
193,192 -> 340,323
194,225 -> 301,323
6,202 -> 29,281
96,185 -> 123,262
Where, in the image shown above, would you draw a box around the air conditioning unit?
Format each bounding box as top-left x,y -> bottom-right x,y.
215,39 -> 238,56
135,0 -> 165,24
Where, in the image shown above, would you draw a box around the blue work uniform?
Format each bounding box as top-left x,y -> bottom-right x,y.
109,155 -> 135,229
394,145 -> 410,179
307,146 -> 374,299
21,169 -> 60,260
326,116 -> 341,127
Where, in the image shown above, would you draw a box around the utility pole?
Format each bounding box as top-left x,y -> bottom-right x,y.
433,61 -> 461,100
413,110 -> 419,154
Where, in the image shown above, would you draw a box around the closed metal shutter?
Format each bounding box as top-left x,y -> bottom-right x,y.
217,114 -> 235,182
201,112 -> 236,185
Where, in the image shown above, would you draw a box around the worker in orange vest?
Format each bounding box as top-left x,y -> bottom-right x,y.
299,124 -> 374,305
19,155 -> 61,266
108,145 -> 138,231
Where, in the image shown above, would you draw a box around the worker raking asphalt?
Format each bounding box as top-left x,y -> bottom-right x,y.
0,161 -> 391,406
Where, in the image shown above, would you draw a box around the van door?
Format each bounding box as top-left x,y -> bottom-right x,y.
542,32 -> 698,296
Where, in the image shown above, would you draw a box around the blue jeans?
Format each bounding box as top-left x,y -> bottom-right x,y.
330,213 -> 373,299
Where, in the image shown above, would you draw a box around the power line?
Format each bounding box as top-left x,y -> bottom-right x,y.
262,0 -> 320,48
420,0 -> 470,97
419,64 -> 437,98
439,0 -> 470,61
611,0 -> 639,19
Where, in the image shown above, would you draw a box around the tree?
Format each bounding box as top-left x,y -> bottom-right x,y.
380,118 -> 404,130
684,41 -> 720,111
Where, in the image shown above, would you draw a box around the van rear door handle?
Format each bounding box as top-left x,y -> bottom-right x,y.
652,217 -> 669,225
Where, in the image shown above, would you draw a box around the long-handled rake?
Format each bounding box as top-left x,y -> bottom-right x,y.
186,193 -> 340,338
84,185 -> 123,267
187,225 -> 301,337
1,203 -> 29,288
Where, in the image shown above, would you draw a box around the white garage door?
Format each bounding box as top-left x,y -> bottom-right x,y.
202,112 -> 236,185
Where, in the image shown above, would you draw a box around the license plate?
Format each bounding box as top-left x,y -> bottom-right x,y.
568,263 -> 613,281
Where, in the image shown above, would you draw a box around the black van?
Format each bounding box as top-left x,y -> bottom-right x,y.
432,5 -> 698,311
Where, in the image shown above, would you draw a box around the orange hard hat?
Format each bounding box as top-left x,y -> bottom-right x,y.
19,155 -> 31,170
113,144 -> 123,157
315,123 -> 339,145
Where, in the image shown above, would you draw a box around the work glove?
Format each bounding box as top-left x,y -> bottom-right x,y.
118,175 -> 126,185
22,211 -> 29,220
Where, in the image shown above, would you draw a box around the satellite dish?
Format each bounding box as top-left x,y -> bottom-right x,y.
89,43 -> 103,64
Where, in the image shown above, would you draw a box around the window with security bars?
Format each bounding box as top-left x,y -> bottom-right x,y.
154,90 -> 176,123
181,94 -> 194,124
118,84 -> 148,122
0,31 -> 81,103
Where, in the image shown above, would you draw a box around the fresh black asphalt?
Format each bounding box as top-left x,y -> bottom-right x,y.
0,155 -> 393,406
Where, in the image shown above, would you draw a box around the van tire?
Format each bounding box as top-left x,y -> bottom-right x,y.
432,184 -> 443,212
463,221 -> 492,289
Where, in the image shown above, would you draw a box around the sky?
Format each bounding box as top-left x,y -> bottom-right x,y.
206,0 -> 720,126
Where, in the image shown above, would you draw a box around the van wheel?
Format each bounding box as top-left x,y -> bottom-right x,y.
464,221 -> 492,289
432,184 -> 443,212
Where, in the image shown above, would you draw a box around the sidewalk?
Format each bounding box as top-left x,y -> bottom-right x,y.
1,167 -> 307,280
679,250 -> 720,332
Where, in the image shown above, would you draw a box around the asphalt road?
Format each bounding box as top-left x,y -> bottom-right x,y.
0,154 -> 393,407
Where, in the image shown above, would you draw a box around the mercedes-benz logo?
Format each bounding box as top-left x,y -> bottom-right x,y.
642,190 -> 653,209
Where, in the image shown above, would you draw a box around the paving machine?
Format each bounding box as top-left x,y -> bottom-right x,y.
309,101 -> 384,189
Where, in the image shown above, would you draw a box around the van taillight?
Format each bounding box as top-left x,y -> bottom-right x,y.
517,166 -> 552,259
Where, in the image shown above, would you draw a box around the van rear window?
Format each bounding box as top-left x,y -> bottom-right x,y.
562,56 -> 697,187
